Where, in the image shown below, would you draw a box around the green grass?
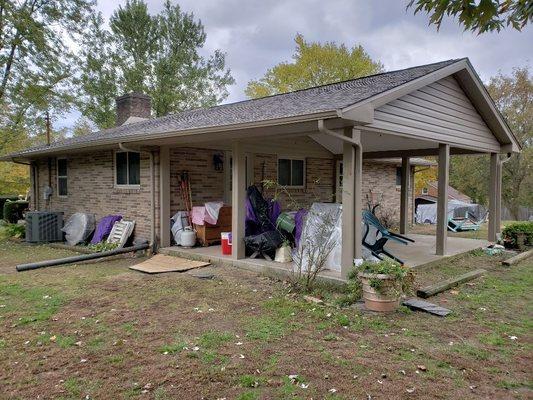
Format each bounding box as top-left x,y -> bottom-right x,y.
159,342 -> 186,355
197,330 -> 233,349
0,283 -> 64,325
0,238 -> 531,399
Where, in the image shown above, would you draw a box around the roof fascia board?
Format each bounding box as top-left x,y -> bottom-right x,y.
1,110 -> 338,161
337,103 -> 374,124
455,60 -> 521,152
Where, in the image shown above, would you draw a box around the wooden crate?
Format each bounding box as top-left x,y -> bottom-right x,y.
196,206 -> 232,246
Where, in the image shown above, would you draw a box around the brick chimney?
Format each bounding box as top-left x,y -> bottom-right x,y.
115,93 -> 151,126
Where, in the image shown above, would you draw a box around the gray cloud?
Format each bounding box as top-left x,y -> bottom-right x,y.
57,0 -> 531,128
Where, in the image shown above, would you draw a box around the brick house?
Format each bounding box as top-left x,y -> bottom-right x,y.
2,58 -> 520,279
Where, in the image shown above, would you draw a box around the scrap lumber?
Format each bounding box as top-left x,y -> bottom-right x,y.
416,269 -> 486,299
502,249 -> 533,266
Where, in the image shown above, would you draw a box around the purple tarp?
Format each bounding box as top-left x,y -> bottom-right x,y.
90,215 -> 122,244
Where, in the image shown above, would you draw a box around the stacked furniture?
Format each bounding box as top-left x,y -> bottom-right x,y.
196,206 -> 232,246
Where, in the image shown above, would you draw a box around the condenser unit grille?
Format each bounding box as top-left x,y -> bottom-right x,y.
25,212 -> 64,243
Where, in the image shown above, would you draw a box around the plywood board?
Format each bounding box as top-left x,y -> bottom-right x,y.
129,254 -> 210,274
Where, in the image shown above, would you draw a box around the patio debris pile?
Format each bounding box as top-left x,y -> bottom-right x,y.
171,184 -> 415,274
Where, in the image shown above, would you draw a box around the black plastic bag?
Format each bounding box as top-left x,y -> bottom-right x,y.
244,230 -> 283,259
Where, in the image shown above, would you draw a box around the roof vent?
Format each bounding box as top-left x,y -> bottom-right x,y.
115,93 -> 151,126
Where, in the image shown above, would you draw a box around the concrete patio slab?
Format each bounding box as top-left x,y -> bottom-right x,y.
160,233 -> 488,283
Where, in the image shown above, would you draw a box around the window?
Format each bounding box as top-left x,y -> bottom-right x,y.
57,158 -> 68,196
115,151 -> 140,186
422,187 -> 428,194
396,167 -> 402,186
278,158 -> 305,188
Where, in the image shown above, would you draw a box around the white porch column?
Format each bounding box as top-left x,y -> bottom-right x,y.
231,141 -> 246,260
159,146 -> 171,248
341,127 -> 362,279
488,153 -> 499,242
436,144 -> 449,255
400,156 -> 410,235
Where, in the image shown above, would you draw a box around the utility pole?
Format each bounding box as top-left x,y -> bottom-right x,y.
45,110 -> 51,146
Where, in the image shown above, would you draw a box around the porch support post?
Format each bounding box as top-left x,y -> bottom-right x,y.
231,141 -> 246,260
341,127 -> 362,279
159,146 -> 171,248
488,153 -> 499,242
436,144 -> 449,255
496,158 -> 502,235
400,156 -> 410,234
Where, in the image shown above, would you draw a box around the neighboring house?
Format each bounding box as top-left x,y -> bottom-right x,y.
1,58 -> 520,279
416,181 -> 473,209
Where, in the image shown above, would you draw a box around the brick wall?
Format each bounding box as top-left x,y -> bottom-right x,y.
251,153 -> 412,225
169,147 -> 225,215
32,146 -> 414,245
33,150 -> 159,241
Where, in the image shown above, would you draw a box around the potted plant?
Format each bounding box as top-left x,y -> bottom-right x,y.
357,259 -> 413,312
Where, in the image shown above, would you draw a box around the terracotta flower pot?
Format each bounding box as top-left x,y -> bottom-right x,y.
358,272 -> 401,312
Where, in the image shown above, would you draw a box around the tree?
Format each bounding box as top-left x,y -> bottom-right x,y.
449,67 -> 532,219
245,34 -> 383,99
76,12 -> 118,129
408,0 -> 532,34
77,0 -> 234,128
72,117 -> 94,137
0,0 -> 95,194
488,67 -> 532,218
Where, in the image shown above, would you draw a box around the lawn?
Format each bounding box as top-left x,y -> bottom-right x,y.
0,237 -> 531,399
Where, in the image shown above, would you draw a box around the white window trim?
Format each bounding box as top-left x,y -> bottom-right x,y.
277,156 -> 306,189
114,150 -> 141,189
422,187 -> 429,195
56,157 -> 68,198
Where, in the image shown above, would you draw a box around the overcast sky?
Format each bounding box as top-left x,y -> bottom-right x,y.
59,0 -> 532,129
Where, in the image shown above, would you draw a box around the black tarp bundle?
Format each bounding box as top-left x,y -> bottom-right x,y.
246,185 -> 274,235
244,230 -> 284,259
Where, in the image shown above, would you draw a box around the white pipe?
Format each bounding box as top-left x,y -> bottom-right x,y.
119,143 -> 156,251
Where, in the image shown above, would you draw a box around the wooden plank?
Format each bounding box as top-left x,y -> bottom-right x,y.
502,249 -> 533,266
417,269 -> 486,298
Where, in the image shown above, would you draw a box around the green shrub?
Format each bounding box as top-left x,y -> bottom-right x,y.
88,241 -> 119,252
502,221 -> 533,248
3,200 -> 29,223
0,196 -> 19,215
359,259 -> 415,296
4,223 -> 25,238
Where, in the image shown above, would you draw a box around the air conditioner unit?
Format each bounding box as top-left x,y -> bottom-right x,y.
25,211 -> 64,243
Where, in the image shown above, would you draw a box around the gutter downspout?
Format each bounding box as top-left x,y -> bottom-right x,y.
119,143 -> 156,253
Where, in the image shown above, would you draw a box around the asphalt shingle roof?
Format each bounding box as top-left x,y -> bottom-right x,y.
5,59 -> 460,159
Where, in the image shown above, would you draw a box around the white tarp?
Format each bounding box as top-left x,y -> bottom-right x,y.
295,203 -> 376,272
62,212 -> 96,246
416,199 -> 479,224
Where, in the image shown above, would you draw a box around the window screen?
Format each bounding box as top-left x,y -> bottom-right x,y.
57,159 -> 68,196
396,167 -> 402,186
